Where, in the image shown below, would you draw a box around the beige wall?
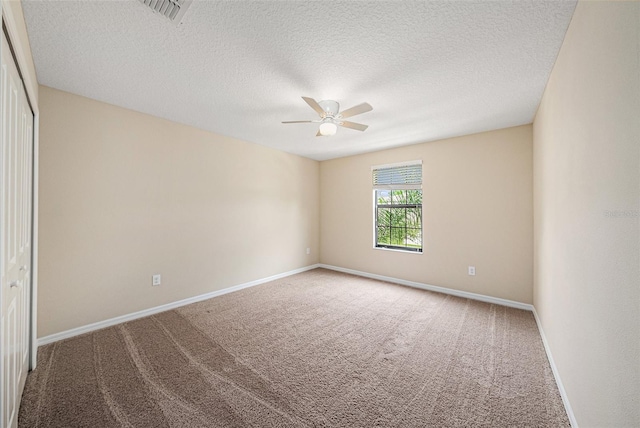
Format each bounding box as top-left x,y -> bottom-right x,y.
320,125 -> 533,304
38,86 -> 319,337
533,1 -> 640,426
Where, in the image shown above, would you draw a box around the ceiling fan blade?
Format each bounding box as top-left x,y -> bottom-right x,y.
340,121 -> 368,131
282,120 -> 314,124
339,102 -> 372,119
302,96 -> 325,116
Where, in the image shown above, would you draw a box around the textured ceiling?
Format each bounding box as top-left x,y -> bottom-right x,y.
22,0 -> 576,161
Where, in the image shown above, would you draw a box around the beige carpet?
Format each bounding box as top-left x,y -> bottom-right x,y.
19,268 -> 569,427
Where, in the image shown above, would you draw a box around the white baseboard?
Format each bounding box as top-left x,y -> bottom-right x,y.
37,264 -> 320,346
532,308 -> 578,428
318,264 -> 534,311
38,262 -> 576,427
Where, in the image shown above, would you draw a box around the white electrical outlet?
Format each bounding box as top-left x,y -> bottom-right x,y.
468,266 -> 476,276
306,247 -> 311,255
152,274 -> 161,286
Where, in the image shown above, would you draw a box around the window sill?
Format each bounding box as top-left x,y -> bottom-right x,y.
373,246 -> 423,255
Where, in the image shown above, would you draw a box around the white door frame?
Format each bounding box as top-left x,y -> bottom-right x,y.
1,0 -> 39,370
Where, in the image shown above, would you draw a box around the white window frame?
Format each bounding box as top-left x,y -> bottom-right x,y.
372,160 -> 423,254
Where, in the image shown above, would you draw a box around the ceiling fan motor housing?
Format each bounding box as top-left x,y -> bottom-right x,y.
318,100 -> 340,118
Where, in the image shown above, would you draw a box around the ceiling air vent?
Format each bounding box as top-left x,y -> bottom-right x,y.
138,0 -> 192,24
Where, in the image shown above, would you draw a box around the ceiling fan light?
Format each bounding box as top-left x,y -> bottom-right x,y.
319,122 -> 338,136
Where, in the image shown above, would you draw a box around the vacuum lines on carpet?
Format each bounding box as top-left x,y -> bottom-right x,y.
19,268 -> 569,427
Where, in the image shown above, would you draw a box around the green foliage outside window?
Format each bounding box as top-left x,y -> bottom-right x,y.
375,189 -> 422,251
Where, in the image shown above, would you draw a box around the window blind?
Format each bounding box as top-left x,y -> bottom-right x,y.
372,160 -> 422,190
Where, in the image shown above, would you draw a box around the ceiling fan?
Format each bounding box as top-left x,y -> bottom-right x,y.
282,97 -> 373,137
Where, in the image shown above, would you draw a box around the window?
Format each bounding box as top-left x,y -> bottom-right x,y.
373,161 -> 422,252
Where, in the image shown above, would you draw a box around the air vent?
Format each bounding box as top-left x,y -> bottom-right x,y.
138,0 -> 192,24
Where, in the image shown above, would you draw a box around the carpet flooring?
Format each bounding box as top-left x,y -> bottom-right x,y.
19,268 -> 569,427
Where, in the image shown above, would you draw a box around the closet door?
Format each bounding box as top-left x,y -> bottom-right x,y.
1,29 -> 33,428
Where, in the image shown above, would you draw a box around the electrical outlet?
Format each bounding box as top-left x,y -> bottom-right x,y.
468,266 -> 476,276
152,274 -> 161,286
306,247 -> 311,255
